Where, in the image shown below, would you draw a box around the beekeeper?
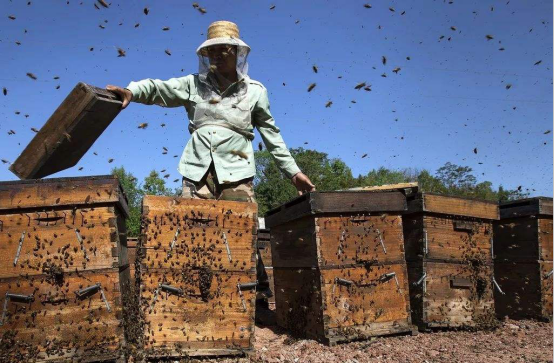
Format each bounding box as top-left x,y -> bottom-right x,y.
107,20 -> 315,298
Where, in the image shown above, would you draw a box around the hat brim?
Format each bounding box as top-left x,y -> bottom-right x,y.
197,37 -> 250,56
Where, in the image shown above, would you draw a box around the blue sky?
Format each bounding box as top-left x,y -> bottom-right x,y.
1,0 -> 552,196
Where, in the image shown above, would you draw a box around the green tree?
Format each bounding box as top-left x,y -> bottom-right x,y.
142,170 -> 175,196
111,166 -> 142,237
254,148 -> 357,215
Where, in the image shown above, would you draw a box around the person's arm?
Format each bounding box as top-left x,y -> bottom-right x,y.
126,76 -> 191,107
252,87 -> 315,194
106,76 -> 190,109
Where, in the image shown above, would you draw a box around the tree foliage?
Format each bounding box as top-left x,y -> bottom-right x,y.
254,148 -> 529,216
111,167 -> 178,237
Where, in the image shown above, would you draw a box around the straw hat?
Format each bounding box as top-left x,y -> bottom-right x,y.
196,20 -> 250,56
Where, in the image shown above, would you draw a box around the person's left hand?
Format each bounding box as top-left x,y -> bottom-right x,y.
291,172 -> 316,195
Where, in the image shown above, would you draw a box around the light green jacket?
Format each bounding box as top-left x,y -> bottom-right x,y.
126,75 -> 300,183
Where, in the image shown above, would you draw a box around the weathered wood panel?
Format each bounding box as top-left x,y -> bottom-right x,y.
9,83 -> 122,180
408,193 -> 499,220
538,218 -> 553,261
139,268 -> 255,356
541,261 -> 553,320
273,267 -> 325,340
424,216 -> 493,262
269,217 -> 318,268
404,215 -> 493,263
257,235 -> 275,305
0,207 -> 121,278
0,269 -> 125,362
141,196 -> 257,273
409,261 -> 495,329
493,218 -> 539,261
499,197 -> 553,219
315,215 -> 405,266
494,261 -> 552,321
0,176 -> 129,217
265,191 -> 407,228
320,264 -> 411,336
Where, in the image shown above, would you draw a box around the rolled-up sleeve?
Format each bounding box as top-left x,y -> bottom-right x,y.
125,76 -> 190,108
252,87 -> 301,179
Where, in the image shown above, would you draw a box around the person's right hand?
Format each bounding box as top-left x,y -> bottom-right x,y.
106,85 -> 132,109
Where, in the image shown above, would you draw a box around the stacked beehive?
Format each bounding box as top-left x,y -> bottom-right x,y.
493,197 -> 553,320
403,193 -> 499,329
265,191 -> 414,345
137,195 -> 258,358
0,176 -> 131,362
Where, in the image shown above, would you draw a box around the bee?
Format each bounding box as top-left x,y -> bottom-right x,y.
485,34 -> 494,40
162,27 -> 170,31
325,101 -> 332,108
230,150 -> 248,159
354,82 -> 366,90
143,7 -> 149,15
108,158 -> 114,163
312,65 -> 318,73
198,7 -> 207,14
505,84 -> 512,90
138,123 -> 148,129
2,87 -> 6,95
165,49 -> 172,56
307,83 -> 316,92
31,127 -> 39,133
8,15 -> 16,20
361,154 -> 368,158
363,4 -> 372,9
26,72 -> 37,80
450,26 -> 457,31
392,67 -> 401,74
97,0 -> 109,8
117,48 -> 126,57
270,4 -> 276,10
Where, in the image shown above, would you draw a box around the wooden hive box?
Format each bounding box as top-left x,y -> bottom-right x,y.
138,195 -> 258,358
493,197 -> 553,321
0,176 -> 131,363
403,193 -> 499,330
10,83 -> 122,180
265,191 -> 414,345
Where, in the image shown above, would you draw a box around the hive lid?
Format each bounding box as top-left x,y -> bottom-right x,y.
499,197 -> 553,219
406,192 -> 499,220
265,190 -> 407,228
9,82 -> 122,179
0,175 -> 129,217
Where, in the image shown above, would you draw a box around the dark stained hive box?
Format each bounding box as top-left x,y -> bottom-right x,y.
0,176 -> 131,362
9,83 -> 122,180
138,196 -> 258,358
265,191 -> 414,345
493,197 -> 553,321
257,228 -> 275,306
403,193 -> 499,330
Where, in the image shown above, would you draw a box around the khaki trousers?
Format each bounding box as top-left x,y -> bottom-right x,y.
181,164 -> 271,298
